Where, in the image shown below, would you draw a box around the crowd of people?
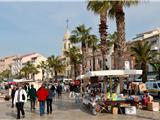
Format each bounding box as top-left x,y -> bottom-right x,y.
10,82 -> 62,119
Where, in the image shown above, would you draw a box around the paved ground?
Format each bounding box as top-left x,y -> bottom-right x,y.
0,95 -> 160,120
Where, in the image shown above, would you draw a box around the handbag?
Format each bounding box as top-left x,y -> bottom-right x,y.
22,90 -> 25,100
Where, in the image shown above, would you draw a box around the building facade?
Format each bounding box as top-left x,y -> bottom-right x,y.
0,55 -> 17,72
11,52 -> 47,80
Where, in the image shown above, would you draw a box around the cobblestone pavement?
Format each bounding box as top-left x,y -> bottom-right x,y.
0,95 -> 160,120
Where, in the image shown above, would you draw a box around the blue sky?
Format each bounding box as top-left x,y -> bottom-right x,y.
0,1 -> 160,57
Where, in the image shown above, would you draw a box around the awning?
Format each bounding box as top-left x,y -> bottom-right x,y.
84,70 -> 142,78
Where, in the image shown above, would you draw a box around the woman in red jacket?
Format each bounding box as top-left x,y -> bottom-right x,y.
36,84 -> 48,116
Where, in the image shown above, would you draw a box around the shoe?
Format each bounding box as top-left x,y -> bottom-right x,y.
16,117 -> 20,119
22,115 -> 25,118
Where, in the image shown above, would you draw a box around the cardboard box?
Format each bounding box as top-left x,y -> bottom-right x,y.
139,83 -> 147,92
147,102 -> 159,112
125,106 -> 136,115
112,107 -> 118,114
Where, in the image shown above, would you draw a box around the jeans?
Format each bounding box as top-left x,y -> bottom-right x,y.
16,102 -> 25,119
39,101 -> 45,115
47,99 -> 52,113
30,98 -> 36,110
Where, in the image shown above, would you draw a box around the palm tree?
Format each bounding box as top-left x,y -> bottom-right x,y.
65,46 -> 82,79
87,1 -> 111,70
47,55 -> 65,82
150,60 -> 160,80
131,41 -> 157,83
20,62 -> 39,80
37,61 -> 48,81
69,24 -> 91,73
0,69 -> 11,80
109,1 -> 138,69
87,34 -> 99,71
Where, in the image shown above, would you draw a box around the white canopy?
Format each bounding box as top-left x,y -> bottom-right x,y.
13,79 -> 34,83
76,75 -> 84,80
63,78 -> 72,81
84,70 -> 142,78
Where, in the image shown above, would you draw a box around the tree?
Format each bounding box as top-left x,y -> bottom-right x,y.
37,61 -> 48,81
87,1 -> 111,70
20,62 -> 39,80
109,1 -> 138,69
65,46 -> 82,79
150,60 -> 160,80
87,34 -> 99,71
47,55 -> 65,82
131,41 -> 157,83
69,24 -> 91,73
0,69 -> 11,80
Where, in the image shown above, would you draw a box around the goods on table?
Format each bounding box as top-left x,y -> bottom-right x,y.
139,83 -> 147,92
125,106 -> 136,115
147,102 -> 159,112
148,95 -> 153,102
112,107 -> 118,114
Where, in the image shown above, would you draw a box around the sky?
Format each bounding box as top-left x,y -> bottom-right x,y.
0,1 -> 160,57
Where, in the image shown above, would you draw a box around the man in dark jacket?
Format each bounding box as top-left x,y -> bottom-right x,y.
46,85 -> 54,114
11,86 -> 17,108
28,84 -> 37,111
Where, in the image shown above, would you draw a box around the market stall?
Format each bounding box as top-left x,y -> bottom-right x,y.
82,70 -> 143,115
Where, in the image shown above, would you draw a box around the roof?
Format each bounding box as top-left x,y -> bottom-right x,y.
20,52 -> 37,59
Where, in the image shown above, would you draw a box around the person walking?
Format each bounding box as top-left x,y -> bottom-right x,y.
36,84 -> 48,116
14,84 -> 27,119
11,86 -> 17,108
56,83 -> 62,98
46,85 -> 54,114
28,84 -> 37,111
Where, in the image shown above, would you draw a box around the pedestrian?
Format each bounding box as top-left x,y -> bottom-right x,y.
46,85 -> 54,114
28,84 -> 37,111
56,83 -> 62,98
74,85 -> 81,103
69,83 -> 75,99
11,86 -> 17,108
36,84 -> 48,116
13,84 -> 27,119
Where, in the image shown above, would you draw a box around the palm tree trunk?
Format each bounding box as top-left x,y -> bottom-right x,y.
74,63 -> 77,79
158,67 -> 160,80
42,70 -> 44,81
142,62 -> 147,83
99,11 -> 108,70
92,47 -> 96,71
115,5 -> 125,69
82,42 -> 86,74
115,5 -> 126,93
55,71 -> 58,83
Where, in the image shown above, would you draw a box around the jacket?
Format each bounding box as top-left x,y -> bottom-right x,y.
11,89 -> 16,98
36,87 -> 48,101
47,89 -> 54,100
28,87 -> 37,99
13,89 -> 27,104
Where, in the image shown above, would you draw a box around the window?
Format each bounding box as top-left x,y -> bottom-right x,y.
153,83 -> 157,89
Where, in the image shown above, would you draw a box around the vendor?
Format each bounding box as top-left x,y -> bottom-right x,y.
142,91 -> 149,108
